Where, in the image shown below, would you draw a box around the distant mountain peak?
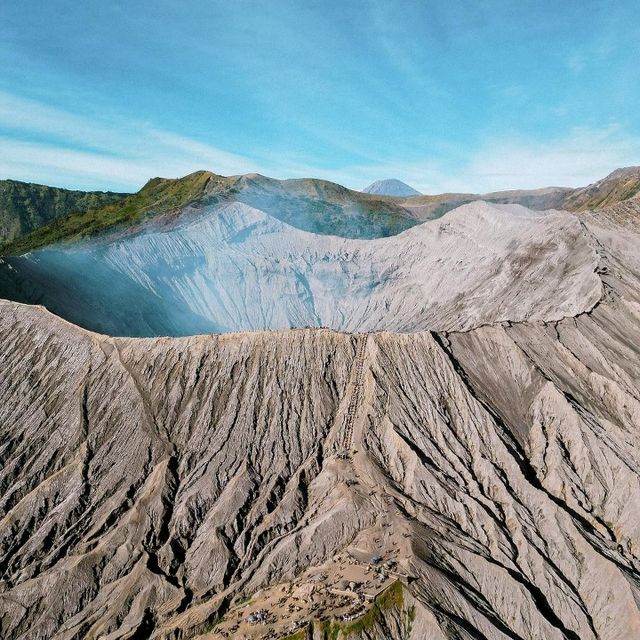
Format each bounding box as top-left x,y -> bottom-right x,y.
363,179 -> 421,197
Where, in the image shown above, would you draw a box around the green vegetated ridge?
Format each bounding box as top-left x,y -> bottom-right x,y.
1,171 -> 217,255
1,171 -> 417,255
0,179 -> 127,246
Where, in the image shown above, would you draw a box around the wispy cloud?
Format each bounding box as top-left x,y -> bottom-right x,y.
341,125 -> 640,193
461,125 -> 640,192
0,90 -> 638,194
0,91 -> 254,190
2,1 -> 639,195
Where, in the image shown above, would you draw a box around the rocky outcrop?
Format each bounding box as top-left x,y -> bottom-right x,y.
0,203 -> 639,639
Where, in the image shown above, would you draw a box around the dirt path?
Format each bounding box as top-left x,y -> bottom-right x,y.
341,334 -> 369,452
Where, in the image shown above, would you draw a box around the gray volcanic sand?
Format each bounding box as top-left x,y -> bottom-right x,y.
0,201 -> 639,639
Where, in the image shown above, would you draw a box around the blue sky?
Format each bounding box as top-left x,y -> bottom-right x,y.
1,0 -> 639,193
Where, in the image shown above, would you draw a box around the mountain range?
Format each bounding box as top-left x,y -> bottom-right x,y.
2,166 -> 640,255
0,166 -> 640,639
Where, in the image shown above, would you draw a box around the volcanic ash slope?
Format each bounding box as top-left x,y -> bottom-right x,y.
0,202 -> 640,639
0,201 -> 602,336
